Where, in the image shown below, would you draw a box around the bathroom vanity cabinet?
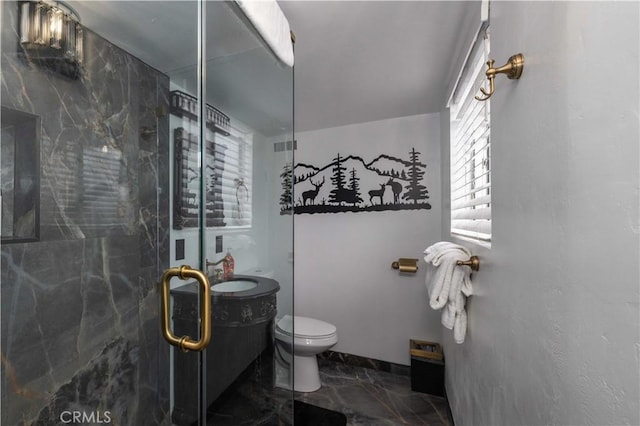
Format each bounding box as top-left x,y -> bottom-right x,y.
170,275 -> 280,425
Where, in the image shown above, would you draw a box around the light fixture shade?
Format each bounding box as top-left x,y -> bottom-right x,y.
48,8 -> 63,49
18,0 -> 83,79
35,3 -> 48,45
64,17 -> 75,58
19,2 -> 30,43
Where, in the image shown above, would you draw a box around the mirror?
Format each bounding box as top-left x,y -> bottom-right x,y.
1,106 -> 40,242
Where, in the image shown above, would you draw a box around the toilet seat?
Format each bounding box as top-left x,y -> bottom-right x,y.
276,315 -> 337,339
274,315 -> 338,392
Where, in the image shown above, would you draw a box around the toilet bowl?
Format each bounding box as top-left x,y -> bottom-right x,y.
275,315 -> 338,392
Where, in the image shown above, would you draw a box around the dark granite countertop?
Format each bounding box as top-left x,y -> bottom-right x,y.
171,274 -> 280,300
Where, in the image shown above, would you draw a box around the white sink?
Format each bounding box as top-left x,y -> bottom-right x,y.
211,280 -> 258,293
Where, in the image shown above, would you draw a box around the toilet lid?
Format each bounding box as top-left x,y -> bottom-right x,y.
276,315 -> 337,339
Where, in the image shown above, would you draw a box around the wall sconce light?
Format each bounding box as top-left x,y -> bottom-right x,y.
19,0 -> 83,79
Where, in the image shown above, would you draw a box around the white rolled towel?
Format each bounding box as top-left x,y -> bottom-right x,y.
424,242 -> 472,309
442,290 -> 469,344
424,242 -> 474,343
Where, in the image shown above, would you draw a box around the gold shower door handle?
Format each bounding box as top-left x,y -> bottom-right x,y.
160,265 -> 211,352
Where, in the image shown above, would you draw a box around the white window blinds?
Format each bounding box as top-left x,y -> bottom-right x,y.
450,31 -> 491,244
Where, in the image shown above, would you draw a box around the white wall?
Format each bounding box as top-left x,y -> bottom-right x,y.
295,113 -> 443,365
266,135 -> 295,319
441,2 -> 640,425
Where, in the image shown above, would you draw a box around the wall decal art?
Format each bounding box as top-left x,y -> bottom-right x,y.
279,148 -> 431,215
279,162 -> 293,214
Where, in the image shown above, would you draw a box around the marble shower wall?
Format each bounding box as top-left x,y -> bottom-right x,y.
1,2 -> 170,424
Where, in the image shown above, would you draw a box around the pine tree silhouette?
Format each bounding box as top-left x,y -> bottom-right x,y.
279,162 -> 293,210
402,148 -> 429,204
350,168 -> 360,193
348,167 -> 364,205
329,153 -> 348,204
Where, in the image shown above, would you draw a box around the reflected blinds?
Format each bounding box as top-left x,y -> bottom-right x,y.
175,127 -> 252,229
170,90 -> 252,229
209,129 -> 252,228
82,146 -> 125,229
450,31 -> 491,244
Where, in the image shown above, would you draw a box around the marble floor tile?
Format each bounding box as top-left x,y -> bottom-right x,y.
295,359 -> 453,426
205,356 -> 452,425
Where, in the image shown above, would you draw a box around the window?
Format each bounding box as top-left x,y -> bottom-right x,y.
449,30 -> 491,244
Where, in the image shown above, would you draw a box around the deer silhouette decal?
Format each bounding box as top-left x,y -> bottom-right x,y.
302,176 -> 325,206
386,178 -> 403,204
368,183 -> 386,206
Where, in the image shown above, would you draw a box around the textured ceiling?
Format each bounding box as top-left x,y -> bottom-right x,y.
67,1 -> 478,135
280,1 -> 478,132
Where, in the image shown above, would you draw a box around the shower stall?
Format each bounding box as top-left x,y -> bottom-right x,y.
0,1 -> 294,424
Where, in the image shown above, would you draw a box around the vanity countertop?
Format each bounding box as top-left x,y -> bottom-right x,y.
171,274 -> 280,300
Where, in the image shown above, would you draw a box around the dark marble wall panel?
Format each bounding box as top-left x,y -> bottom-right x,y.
1,126 -> 16,236
1,4 -> 145,242
156,76 -> 172,272
138,63 -> 160,154
1,1 -> 170,424
32,338 -> 137,426
0,236 -> 168,424
139,149 -> 159,269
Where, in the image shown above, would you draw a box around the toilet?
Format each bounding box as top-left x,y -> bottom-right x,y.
275,314 -> 338,392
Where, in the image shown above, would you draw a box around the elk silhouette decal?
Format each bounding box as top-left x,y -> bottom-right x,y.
386,178 -> 403,204
279,147 -> 431,215
302,176 -> 325,206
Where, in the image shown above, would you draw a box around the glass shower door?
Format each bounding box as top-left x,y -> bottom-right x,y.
0,1 -> 208,424
1,0 -> 294,424
169,2 -> 296,424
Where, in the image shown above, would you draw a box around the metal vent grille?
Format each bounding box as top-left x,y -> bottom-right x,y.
274,140 -> 297,152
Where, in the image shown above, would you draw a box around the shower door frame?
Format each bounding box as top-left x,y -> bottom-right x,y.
167,1 -> 210,424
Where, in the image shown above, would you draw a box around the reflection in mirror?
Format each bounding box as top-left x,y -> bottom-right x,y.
1,106 -> 40,242
170,90 -> 253,230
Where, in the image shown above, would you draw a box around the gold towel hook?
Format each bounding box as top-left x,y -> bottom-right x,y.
456,256 -> 480,272
475,54 -> 524,101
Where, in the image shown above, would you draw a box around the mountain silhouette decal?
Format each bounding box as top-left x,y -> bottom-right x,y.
279,148 -> 431,215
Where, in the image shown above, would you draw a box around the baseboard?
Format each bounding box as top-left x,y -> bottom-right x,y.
318,350 -> 410,376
